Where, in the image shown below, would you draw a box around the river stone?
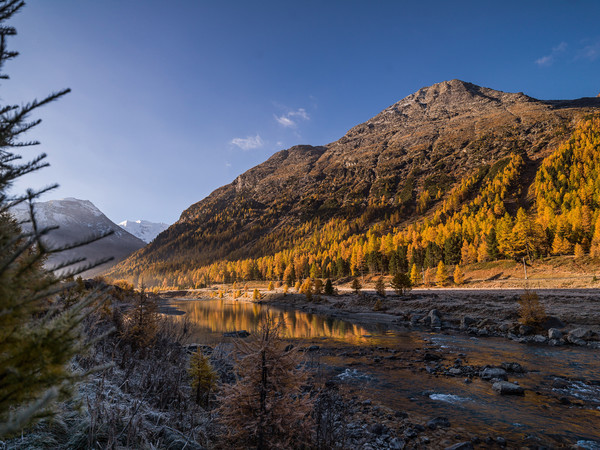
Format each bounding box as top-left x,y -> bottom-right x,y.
423,351 -> 442,361
427,416 -> 451,429
449,368 -> 462,376
569,337 -> 587,346
429,309 -> 441,327
531,335 -> 547,344
492,381 -> 525,395
568,328 -> 592,341
368,423 -> 388,435
389,438 -> 405,449
548,328 -> 563,340
410,315 -> 422,327
476,318 -> 494,328
430,315 -> 442,328
460,316 -> 475,330
480,367 -> 508,381
445,443 -> 474,450
501,362 -> 525,373
404,429 -> 418,439
551,378 -> 568,388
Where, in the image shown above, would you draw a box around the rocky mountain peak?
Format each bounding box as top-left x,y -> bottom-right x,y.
365,79 -> 536,129
108,80 -> 600,280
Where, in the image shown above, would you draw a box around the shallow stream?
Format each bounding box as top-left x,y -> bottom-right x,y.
165,298 -> 600,447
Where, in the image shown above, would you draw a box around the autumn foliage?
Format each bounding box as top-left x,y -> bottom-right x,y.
216,317 -> 313,449
109,115 -> 600,289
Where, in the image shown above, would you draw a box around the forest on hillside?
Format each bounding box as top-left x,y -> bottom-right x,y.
109,115 -> 600,289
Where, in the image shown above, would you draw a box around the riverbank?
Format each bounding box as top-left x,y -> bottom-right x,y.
270,288 -> 600,348
163,287 -> 600,349
161,291 -> 600,448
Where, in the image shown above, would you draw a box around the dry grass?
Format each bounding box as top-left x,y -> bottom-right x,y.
453,257 -> 600,289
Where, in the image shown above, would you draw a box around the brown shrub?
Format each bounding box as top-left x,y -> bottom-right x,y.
216,316 -> 314,449
519,290 -> 547,328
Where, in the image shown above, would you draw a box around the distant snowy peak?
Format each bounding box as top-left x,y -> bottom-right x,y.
119,219 -> 169,243
9,198 -> 145,277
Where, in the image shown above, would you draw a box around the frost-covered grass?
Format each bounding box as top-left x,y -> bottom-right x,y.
3,287 -> 219,449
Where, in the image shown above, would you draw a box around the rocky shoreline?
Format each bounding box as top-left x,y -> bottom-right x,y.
256,289 -> 600,350
163,288 -> 600,448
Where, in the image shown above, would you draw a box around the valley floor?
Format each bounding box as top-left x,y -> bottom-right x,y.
166,285 -> 600,347
159,286 -> 600,448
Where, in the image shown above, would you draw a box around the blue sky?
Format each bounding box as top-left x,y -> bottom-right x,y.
6,0 -> 600,224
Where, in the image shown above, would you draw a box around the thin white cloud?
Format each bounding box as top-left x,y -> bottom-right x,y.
535,55 -> 553,66
576,39 -> 600,61
289,108 -> 309,120
535,42 -> 567,67
231,134 -> 263,150
275,115 -> 295,127
275,108 -> 310,128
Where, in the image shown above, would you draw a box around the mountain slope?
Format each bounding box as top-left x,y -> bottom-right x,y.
119,220 -> 169,243
11,198 -> 146,277
108,80 -> 600,286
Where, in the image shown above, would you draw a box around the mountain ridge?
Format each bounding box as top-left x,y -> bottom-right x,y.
108,80 -> 600,286
11,198 -> 145,277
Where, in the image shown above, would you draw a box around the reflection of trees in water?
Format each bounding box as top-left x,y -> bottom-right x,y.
168,300 -> 370,343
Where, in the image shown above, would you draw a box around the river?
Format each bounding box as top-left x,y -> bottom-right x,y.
165,298 -> 600,447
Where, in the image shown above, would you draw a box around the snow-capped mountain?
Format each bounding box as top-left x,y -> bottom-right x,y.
118,219 -> 169,243
10,198 -> 145,277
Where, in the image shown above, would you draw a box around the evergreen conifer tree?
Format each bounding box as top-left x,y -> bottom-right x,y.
375,276 -> 386,297
0,1 -> 111,436
350,277 -> 362,294
390,272 -> 412,296
324,278 -> 334,295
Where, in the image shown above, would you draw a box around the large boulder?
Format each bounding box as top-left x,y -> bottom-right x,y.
568,328 -> 592,340
480,367 -> 508,381
427,416 -> 451,429
492,381 -> 525,395
429,309 -> 442,328
548,328 -> 563,340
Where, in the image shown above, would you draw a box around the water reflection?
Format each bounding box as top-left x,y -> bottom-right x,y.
166,299 -> 373,344
165,298 -> 600,444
